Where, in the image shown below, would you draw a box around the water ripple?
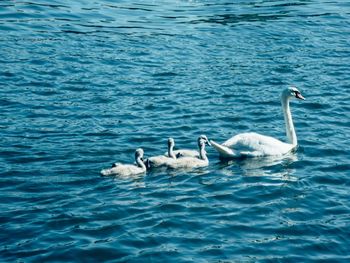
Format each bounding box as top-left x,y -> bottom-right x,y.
1,0 -> 350,262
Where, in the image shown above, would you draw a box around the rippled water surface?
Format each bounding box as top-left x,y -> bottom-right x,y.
1,0 -> 350,261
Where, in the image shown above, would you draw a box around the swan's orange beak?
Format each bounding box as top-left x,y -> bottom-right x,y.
296,93 -> 305,100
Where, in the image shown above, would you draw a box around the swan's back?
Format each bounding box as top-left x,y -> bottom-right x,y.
222,132 -> 294,157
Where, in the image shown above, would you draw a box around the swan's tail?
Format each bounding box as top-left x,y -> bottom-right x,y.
210,140 -> 236,158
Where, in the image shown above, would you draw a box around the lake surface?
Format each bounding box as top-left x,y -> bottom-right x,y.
1,0 -> 350,261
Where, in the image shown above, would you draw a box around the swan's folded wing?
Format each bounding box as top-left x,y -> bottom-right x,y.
223,133 -> 293,157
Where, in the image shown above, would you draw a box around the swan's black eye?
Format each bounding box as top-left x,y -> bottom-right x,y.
294,91 -> 299,96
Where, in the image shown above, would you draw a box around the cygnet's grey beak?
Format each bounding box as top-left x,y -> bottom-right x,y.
206,140 -> 212,146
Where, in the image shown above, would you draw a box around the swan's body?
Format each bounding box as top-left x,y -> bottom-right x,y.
211,87 -> 305,158
146,138 -> 176,168
164,135 -> 210,158
168,136 -> 210,169
210,132 -> 294,158
101,148 -> 146,176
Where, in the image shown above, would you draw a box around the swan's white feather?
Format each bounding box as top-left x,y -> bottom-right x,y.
209,140 -> 235,158
212,133 -> 293,158
222,132 -> 294,157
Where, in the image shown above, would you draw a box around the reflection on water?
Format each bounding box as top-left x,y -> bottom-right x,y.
219,153 -> 298,180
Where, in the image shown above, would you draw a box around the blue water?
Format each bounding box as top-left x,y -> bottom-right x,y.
1,0 -> 350,261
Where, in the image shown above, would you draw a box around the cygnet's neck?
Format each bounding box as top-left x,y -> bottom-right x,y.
136,156 -> 146,170
198,143 -> 208,161
168,144 -> 176,159
281,94 -> 297,146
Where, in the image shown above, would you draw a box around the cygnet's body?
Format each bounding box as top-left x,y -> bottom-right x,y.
168,136 -> 210,169
145,138 -> 177,168
164,135 -> 210,158
101,148 -> 146,176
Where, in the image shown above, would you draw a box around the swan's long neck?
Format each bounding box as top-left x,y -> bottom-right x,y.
281,95 -> 297,146
198,143 -> 208,161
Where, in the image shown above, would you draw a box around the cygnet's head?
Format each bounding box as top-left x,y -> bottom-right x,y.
283,86 -> 305,100
135,148 -> 144,160
168,138 -> 175,148
198,135 -> 211,146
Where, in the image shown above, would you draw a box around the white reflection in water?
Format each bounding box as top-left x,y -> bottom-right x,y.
218,153 -> 298,181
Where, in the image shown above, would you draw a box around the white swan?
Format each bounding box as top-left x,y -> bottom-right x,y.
101,148 -> 147,176
210,87 -> 305,158
168,136 -> 210,169
145,138 -> 177,168
164,135 -> 210,158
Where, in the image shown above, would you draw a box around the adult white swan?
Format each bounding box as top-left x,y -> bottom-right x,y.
210,87 -> 305,158
145,138 -> 177,168
100,148 -> 147,176
168,136 -> 211,169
